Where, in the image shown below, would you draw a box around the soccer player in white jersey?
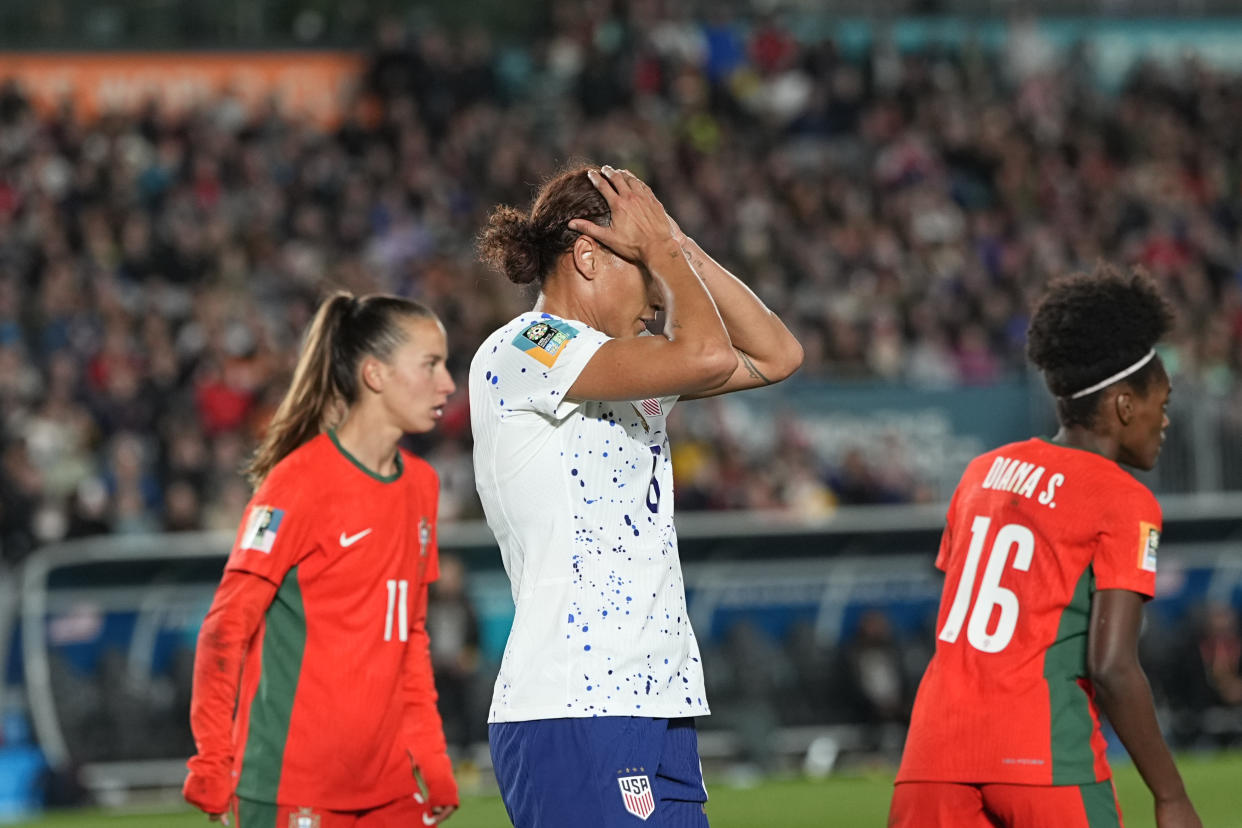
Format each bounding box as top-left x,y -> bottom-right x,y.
471,165 -> 803,827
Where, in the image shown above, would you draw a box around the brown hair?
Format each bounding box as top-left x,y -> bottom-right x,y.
477,164 -> 612,285
247,291 -> 436,485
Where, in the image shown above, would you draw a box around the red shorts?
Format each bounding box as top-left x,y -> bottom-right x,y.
234,792 -> 435,828
889,780 -> 1123,828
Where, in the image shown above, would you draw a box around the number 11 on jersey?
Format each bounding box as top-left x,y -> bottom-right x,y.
938,516 -> 1035,653
385,579 -> 409,642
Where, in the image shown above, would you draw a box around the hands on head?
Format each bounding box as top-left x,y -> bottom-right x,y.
568,166 -> 677,264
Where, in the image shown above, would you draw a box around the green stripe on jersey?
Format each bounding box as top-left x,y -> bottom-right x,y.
237,797 -> 279,828
1079,778 -> 1122,827
238,566 -> 307,802
1044,566 -> 1096,784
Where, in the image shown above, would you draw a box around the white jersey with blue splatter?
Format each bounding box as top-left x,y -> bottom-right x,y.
470,312 -> 710,722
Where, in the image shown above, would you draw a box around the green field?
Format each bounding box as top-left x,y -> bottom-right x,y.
11,753 -> 1241,828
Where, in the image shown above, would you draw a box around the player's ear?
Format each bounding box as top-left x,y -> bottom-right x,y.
572,235 -> 600,281
359,355 -> 385,394
1113,389 -> 1134,426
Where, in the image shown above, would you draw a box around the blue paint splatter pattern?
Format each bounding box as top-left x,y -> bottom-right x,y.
468,313 -> 710,722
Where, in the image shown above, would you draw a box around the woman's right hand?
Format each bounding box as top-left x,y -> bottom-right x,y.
1155,795 -> 1202,828
569,166 -> 678,264
183,764 -> 235,819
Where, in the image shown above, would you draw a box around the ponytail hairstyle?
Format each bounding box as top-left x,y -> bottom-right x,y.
247,291 -> 437,485
477,163 -> 612,286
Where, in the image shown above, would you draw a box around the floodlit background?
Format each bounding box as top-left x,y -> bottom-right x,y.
1,1 -> 1241,826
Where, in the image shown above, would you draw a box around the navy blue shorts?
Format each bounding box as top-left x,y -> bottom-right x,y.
490,717 -> 709,827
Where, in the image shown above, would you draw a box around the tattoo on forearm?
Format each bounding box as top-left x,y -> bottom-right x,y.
679,243 -> 709,273
739,351 -> 771,384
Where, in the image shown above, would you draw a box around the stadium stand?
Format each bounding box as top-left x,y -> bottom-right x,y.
3,10 -> 1242,554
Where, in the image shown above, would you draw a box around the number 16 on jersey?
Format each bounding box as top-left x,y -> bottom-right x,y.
938,516 -> 1035,654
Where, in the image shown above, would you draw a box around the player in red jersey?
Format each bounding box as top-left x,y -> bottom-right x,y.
183,293 -> 460,827
890,267 -> 1202,828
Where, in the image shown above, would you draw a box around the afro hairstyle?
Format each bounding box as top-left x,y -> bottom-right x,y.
1026,264 -> 1174,428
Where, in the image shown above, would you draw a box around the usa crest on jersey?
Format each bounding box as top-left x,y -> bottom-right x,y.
618,774 -> 655,820
289,807 -> 320,828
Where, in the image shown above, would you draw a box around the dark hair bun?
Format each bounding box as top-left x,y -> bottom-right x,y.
476,165 -> 611,287
478,206 -> 541,285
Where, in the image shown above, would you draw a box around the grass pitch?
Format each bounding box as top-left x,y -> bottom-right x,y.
10,752 -> 1240,827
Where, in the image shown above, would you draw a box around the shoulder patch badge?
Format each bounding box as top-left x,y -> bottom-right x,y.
241,505 -> 284,554
1138,521 -> 1159,573
512,318 -> 579,366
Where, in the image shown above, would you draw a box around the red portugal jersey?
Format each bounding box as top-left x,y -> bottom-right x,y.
897,438 -> 1160,786
226,432 -> 442,810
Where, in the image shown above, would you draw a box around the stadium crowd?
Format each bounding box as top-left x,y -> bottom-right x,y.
3,8 -> 1242,561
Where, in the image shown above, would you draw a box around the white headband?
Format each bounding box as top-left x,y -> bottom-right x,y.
1068,349 -> 1157,399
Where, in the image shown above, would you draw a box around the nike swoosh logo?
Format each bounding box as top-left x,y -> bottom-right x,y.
339,528 -> 372,547
422,814 -> 437,826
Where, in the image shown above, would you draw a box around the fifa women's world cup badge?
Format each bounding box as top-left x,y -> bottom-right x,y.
240,505 -> 284,553
511,318 -> 579,366
289,807 -> 320,828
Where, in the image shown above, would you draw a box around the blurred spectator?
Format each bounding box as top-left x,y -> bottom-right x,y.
783,620 -> 837,727
102,433 -> 160,535
834,608 -> 914,729
65,477 -> 110,539
0,440 -> 42,563
703,621 -> 789,771
162,478 -> 202,532
826,449 -> 910,505
1197,605 -> 1242,707
834,609 -> 914,755
426,555 -> 483,754
1166,603 -> 1242,748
